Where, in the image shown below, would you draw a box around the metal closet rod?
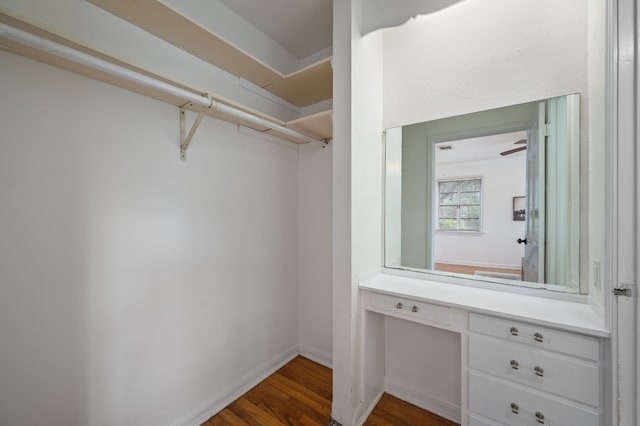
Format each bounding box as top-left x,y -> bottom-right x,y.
0,22 -> 324,145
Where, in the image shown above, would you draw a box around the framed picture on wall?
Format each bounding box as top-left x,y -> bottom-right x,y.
513,196 -> 526,221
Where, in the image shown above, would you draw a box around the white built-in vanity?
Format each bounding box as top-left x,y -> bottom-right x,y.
331,1 -> 632,425
360,271 -> 609,426
367,90 -> 610,425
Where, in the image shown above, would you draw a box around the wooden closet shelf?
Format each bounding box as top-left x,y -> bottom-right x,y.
87,0 -> 333,107
0,10 -> 328,145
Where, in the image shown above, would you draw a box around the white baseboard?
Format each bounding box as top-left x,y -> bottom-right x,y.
384,376 -> 461,424
355,388 -> 384,426
172,344 -> 299,426
298,343 -> 333,368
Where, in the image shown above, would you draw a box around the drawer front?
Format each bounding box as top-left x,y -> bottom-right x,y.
469,334 -> 600,406
368,292 -> 450,325
469,414 -> 500,426
469,313 -> 600,361
469,372 -> 600,426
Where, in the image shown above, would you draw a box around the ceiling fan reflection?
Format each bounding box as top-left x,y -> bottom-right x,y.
500,139 -> 527,156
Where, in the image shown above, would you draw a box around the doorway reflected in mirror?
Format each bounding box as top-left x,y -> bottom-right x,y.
384,94 -> 580,292
432,131 -> 526,281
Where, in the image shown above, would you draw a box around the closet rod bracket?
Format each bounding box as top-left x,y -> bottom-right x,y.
180,93 -> 215,161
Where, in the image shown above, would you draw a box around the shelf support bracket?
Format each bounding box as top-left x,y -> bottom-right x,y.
180,93 -> 214,161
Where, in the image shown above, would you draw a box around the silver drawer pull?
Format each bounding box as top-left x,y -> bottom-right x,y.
395,302 -> 419,313
510,403 -> 544,423
510,360 -> 519,370
510,327 -> 519,336
534,332 -> 544,342
534,366 -> 544,377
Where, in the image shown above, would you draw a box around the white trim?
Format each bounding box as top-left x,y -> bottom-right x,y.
604,0 -> 619,424
171,344 -> 299,426
606,0 -> 639,425
384,376 -> 462,424
299,343 -> 333,369
352,403 -> 365,426
636,0 -> 640,417
356,388 -> 384,426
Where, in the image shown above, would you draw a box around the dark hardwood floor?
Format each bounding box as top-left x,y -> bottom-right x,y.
203,356 -> 331,425
364,394 -> 458,426
202,355 -> 458,425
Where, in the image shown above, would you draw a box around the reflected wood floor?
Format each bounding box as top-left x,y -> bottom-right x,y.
435,262 -> 521,277
202,356 -> 459,425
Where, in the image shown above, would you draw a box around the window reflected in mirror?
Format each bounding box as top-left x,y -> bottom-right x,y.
384,94 -> 580,293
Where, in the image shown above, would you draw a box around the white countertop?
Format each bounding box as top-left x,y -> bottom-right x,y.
360,272 -> 609,337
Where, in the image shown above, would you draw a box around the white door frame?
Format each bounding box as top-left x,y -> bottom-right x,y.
523,106 -> 544,283
606,0 -> 638,425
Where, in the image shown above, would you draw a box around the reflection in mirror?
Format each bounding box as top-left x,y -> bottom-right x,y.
384,94 -> 580,292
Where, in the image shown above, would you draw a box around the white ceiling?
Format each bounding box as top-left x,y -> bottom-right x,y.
435,131 -> 528,164
219,0 -> 333,59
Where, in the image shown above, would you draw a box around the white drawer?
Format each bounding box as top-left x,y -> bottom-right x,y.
469,414 -> 500,426
469,313 -> 600,361
469,334 -> 599,407
469,372 -> 599,426
368,292 -> 450,325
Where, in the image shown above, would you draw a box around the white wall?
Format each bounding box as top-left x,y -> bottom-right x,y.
0,51 -> 301,426
298,143 -> 333,366
434,155 -> 526,269
382,0 -> 588,129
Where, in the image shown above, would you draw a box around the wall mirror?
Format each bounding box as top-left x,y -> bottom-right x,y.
384,94 -> 580,293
